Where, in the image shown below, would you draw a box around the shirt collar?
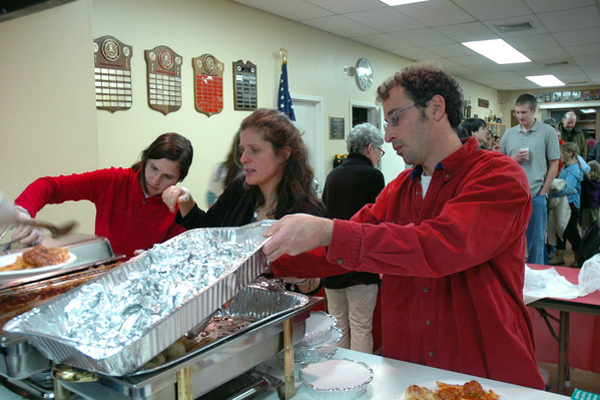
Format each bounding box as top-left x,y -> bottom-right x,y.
410,136 -> 479,181
519,119 -> 539,133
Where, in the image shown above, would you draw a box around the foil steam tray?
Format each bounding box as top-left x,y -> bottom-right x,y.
131,283 -> 309,376
3,221 -> 274,376
299,311 -> 338,347
299,358 -> 374,400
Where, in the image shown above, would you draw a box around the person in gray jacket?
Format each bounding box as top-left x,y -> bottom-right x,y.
321,123 -> 384,353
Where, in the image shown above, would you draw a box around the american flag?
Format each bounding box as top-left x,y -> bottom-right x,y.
277,60 -> 296,121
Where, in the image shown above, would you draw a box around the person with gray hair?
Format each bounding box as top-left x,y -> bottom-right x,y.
558,111 -> 587,160
320,122 -> 384,353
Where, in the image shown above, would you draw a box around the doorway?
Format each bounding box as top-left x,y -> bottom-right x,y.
350,101 -> 405,183
291,94 -> 325,193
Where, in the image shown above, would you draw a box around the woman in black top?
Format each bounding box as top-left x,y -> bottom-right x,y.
163,108 -> 325,294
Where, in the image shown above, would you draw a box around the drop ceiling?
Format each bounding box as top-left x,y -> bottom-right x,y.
233,0 -> 600,90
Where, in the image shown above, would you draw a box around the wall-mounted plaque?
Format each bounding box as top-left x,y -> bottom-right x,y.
478,98 -> 489,108
232,60 -> 257,111
193,54 -> 224,117
93,35 -> 133,112
145,45 -> 182,115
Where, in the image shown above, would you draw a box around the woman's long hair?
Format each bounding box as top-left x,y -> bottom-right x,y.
239,109 -> 325,218
132,132 -> 193,191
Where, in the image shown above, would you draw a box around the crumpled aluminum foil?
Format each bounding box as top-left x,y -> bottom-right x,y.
59,239 -> 249,357
5,221 -> 274,376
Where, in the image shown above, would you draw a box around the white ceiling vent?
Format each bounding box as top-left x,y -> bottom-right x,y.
494,21 -> 535,33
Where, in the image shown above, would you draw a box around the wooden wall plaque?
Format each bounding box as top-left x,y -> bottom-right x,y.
93,35 -> 133,112
193,54 -> 224,117
145,45 -> 182,115
233,60 -> 257,111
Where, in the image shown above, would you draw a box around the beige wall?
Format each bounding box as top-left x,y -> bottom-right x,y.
0,0 -> 502,236
0,0 -> 97,234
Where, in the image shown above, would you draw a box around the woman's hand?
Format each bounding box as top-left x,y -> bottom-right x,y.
162,185 -> 195,216
11,207 -> 43,245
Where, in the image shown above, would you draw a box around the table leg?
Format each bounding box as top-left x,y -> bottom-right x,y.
557,311 -> 570,394
177,365 -> 193,400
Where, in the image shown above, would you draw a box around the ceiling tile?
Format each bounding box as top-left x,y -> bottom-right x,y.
536,6 -> 600,33
392,0 -> 474,27
423,43 -> 474,58
524,0 -> 597,13
353,34 -> 413,50
554,28 -> 600,47
522,47 -> 570,60
344,7 -> 424,33
566,42 -> 600,58
301,15 -> 380,37
233,0 -> 333,20
303,0 -> 385,14
574,54 -> 600,66
234,0 -> 600,90
435,22 -> 497,42
453,0 -> 531,20
391,28 -> 455,46
390,47 -> 442,61
505,34 -> 559,51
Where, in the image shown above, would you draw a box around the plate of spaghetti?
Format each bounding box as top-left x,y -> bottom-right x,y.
0,245 -> 76,279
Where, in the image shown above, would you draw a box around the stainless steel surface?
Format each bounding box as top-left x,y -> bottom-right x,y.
0,335 -> 50,380
132,284 -> 309,376
60,297 -> 320,400
0,235 -> 119,380
5,222 -> 273,376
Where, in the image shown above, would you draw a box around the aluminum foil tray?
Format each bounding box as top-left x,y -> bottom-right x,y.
299,358 -> 373,400
299,311 -> 337,347
3,221 -> 274,376
131,283 -> 309,376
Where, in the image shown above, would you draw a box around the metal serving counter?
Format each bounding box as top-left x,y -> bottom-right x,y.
0,234 -> 119,381
59,297 -> 319,400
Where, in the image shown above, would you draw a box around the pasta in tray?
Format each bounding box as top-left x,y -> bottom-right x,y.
405,380 -> 501,400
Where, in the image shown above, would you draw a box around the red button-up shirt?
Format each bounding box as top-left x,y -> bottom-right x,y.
273,138 -> 544,388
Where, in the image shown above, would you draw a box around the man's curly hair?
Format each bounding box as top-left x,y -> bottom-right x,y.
376,64 -> 463,130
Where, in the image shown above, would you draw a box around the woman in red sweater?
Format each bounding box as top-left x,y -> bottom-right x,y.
11,133 -> 193,259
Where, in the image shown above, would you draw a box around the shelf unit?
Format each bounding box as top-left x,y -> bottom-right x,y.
488,122 -> 506,137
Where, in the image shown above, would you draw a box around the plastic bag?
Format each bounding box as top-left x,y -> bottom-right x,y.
523,266 -> 580,305
579,253 -> 600,296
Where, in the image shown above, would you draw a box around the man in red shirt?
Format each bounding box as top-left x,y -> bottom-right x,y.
264,64 -> 544,389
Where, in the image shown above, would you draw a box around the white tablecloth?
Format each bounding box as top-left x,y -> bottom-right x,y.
255,348 -> 570,400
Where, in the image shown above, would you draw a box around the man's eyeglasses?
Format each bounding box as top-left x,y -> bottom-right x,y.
377,147 -> 385,157
385,104 -> 417,127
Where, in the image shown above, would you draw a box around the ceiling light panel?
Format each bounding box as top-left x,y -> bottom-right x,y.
525,74 -> 566,87
462,39 -> 531,64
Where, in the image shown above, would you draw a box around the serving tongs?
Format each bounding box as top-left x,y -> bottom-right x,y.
16,219 -> 78,238
1,220 -> 77,252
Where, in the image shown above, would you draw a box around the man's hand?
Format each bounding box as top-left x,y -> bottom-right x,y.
262,214 -> 333,261
513,149 -> 529,163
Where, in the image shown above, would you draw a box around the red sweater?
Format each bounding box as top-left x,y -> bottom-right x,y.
273,138 -> 544,389
15,167 -> 185,259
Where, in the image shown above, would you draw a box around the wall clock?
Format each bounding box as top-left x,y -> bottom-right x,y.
355,58 -> 373,91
